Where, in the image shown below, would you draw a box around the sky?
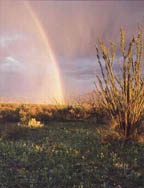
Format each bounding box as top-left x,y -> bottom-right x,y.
0,0 -> 144,103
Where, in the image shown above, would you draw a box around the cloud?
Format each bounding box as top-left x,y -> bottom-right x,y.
59,57 -> 97,80
0,32 -> 26,47
31,1 -> 144,58
0,56 -> 25,73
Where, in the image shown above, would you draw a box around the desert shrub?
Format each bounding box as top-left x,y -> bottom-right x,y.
0,102 -> 108,123
0,104 -> 20,123
27,118 -> 44,128
19,104 -> 40,124
19,105 -> 30,124
95,27 -> 144,141
36,108 -> 53,122
77,92 -> 110,122
52,106 -> 69,120
52,105 -> 89,121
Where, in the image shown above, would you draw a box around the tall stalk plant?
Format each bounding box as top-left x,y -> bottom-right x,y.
95,27 -> 144,141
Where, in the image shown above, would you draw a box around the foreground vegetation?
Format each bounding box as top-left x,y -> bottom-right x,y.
0,121 -> 144,188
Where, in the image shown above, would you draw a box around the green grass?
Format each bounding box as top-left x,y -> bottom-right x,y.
0,122 -> 144,188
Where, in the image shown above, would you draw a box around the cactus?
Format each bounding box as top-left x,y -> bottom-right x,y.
95,27 -> 144,141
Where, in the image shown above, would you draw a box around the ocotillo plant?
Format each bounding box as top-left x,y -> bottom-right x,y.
95,27 -> 144,141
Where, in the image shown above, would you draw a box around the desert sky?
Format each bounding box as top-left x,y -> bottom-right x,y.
0,0 -> 144,103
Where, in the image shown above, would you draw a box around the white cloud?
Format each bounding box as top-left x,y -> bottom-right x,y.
0,56 -> 25,73
0,32 -> 26,47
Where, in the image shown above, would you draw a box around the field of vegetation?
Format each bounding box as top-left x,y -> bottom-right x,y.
0,120 -> 144,188
1,28 -> 144,187
0,102 -> 143,188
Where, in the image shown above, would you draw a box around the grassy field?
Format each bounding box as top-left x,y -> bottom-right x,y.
0,121 -> 144,188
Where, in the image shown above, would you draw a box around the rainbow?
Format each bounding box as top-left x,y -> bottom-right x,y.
24,1 -> 64,104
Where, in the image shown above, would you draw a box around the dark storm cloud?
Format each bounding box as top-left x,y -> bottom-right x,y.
59,57 -> 98,80
31,1 -> 144,58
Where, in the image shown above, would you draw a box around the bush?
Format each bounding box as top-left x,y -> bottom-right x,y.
95,27 -> 144,142
27,118 -> 44,128
0,104 -> 20,123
